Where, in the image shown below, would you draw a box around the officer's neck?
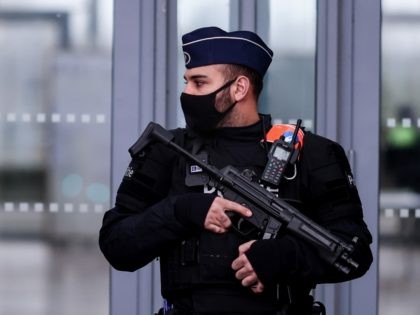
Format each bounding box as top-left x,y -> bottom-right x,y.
218,100 -> 259,128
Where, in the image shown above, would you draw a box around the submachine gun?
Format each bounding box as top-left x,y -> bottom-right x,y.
130,122 -> 360,275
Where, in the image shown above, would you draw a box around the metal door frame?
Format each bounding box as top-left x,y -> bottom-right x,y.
315,1 -> 380,315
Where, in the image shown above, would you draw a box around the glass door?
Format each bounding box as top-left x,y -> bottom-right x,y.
110,1 -> 384,314
380,0 -> 420,314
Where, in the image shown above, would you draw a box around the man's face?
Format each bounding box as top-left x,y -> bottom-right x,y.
183,64 -> 233,112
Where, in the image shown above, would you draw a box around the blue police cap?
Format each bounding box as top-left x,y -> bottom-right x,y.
182,26 -> 273,78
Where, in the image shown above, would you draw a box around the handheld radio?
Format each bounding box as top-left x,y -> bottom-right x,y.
261,119 -> 303,186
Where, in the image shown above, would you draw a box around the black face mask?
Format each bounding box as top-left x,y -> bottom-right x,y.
180,79 -> 237,134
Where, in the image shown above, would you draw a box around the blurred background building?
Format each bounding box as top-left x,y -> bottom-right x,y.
0,0 -> 419,314
0,0 -> 111,314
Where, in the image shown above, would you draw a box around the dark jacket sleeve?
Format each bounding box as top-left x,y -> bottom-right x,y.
245,133 -> 373,286
99,141 -> 215,272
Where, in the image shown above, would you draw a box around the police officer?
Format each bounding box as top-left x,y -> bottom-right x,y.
99,26 -> 373,315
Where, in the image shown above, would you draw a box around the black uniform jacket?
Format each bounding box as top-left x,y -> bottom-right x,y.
99,116 -> 373,313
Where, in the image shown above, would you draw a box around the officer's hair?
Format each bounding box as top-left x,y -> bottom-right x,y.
222,64 -> 263,99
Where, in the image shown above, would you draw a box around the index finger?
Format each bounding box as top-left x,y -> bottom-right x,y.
224,200 -> 252,217
231,254 -> 246,270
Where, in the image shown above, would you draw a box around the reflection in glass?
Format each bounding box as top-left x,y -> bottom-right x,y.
0,1 -> 112,314
380,1 -> 420,314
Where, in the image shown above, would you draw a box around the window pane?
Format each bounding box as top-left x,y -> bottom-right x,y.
176,1 -> 316,131
257,0 -> 316,129
176,0 -> 232,126
0,1 -> 112,314
380,0 -> 420,314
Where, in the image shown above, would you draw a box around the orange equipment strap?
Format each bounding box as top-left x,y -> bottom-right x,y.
264,123 -> 305,150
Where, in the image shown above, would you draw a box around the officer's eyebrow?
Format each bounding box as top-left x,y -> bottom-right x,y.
183,74 -> 209,81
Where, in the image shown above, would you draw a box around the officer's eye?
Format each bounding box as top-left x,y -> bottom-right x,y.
194,80 -> 205,87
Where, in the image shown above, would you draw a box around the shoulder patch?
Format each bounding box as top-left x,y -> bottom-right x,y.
124,166 -> 134,178
265,124 -> 304,149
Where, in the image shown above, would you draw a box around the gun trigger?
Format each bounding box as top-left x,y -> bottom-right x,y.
227,212 -> 258,238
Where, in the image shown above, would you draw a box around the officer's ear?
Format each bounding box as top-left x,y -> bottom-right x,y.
232,75 -> 250,102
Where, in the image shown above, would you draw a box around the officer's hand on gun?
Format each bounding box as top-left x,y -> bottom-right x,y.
204,196 -> 252,233
204,197 -> 264,294
232,240 -> 265,294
